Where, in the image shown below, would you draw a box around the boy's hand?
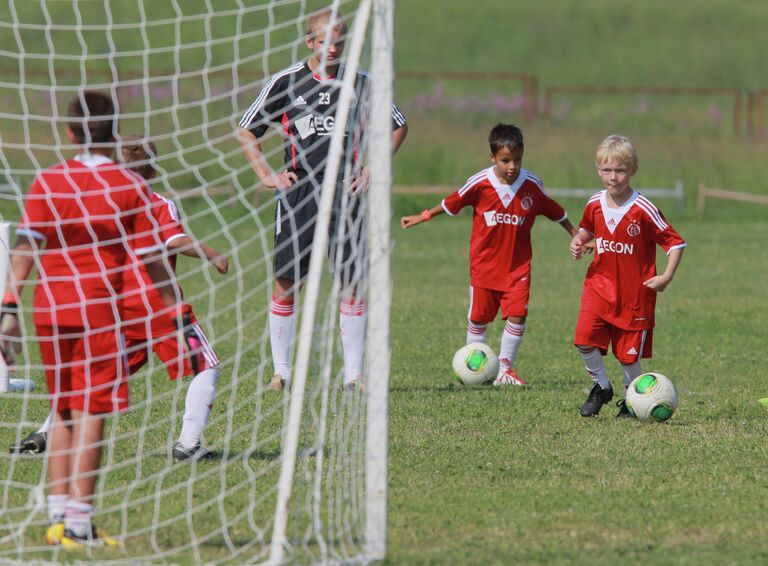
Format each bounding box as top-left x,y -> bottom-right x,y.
173,312 -> 205,375
400,215 -> 424,229
211,255 -> 229,274
263,171 -> 298,190
643,275 -> 672,292
348,167 -> 370,194
0,302 -> 22,364
582,241 -> 596,254
569,235 -> 585,260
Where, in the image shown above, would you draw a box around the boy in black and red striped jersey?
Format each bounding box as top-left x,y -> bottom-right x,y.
401,123 -> 580,386
10,137 -> 229,463
570,135 -> 685,418
237,6 -> 408,391
0,92 -> 177,548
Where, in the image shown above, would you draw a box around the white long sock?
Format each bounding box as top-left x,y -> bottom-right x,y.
466,321 -> 488,344
178,367 -> 220,448
340,301 -> 366,385
499,321 -> 525,368
269,296 -> 296,381
579,347 -> 611,390
38,411 -> 53,435
621,361 -> 643,389
64,500 -> 93,538
47,494 -> 67,524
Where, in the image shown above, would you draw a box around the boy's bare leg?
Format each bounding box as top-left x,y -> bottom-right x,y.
64,410 -> 104,538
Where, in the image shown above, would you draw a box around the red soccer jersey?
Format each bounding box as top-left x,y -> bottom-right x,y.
18,154 -> 164,329
442,167 -> 567,291
578,190 -> 686,330
121,191 -> 190,337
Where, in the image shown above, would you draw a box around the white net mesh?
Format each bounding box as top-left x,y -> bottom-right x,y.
0,0 -> 393,563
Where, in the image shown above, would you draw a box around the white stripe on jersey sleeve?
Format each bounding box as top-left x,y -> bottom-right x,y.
457,170 -> 488,197
238,62 -> 304,129
441,199 -> 457,216
16,228 -> 46,241
635,195 -> 668,231
153,192 -> 180,222
588,191 -> 603,204
165,232 -> 187,249
526,171 -> 546,194
391,104 -> 406,127
666,242 -> 687,254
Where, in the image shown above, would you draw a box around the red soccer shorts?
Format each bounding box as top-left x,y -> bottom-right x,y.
37,325 -> 129,414
574,309 -> 653,364
468,279 -> 530,324
122,310 -> 219,380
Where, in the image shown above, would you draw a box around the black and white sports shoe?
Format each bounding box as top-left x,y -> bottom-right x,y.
579,383 -> 614,417
9,431 -> 47,454
615,399 -> 634,419
172,441 -> 212,462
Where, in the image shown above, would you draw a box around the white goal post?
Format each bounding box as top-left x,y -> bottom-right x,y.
0,1 -> 395,563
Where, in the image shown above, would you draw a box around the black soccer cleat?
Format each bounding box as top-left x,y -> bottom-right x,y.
9,431 -> 47,454
580,383 -> 614,417
615,399 -> 634,419
172,441 -> 213,463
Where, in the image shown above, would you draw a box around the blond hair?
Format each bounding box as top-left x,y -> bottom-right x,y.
121,135 -> 157,181
305,6 -> 347,37
595,135 -> 638,170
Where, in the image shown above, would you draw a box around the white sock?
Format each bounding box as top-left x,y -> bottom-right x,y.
269,296 -> 296,381
178,366 -> 220,448
499,321 -> 525,369
47,494 -> 68,524
64,500 -> 93,538
38,411 -> 53,435
466,321 -> 488,344
340,301 -> 366,385
621,361 -> 643,389
579,347 -> 611,390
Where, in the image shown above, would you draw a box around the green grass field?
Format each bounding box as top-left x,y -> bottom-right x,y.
1,0 -> 768,563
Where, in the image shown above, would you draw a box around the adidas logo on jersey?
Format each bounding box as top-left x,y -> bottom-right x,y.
607,218 -> 616,225
294,95 -> 307,105
626,347 -> 638,355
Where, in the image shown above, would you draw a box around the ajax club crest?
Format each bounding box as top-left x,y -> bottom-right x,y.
627,220 -> 641,237
520,195 -> 534,210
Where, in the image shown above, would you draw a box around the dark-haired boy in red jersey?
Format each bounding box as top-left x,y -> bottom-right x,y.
10,136 -> 229,463
2,92 -> 175,549
401,123 -> 581,385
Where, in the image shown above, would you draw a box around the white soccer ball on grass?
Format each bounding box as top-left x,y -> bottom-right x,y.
625,372 -> 679,422
452,343 -> 499,385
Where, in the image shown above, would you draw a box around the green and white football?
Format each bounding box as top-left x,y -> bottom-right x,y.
451,343 -> 499,385
626,372 -> 679,422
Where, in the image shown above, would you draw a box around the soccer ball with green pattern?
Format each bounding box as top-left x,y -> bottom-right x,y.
626,372 -> 679,422
452,343 -> 499,385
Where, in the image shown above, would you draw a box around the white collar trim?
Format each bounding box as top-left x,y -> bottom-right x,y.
486,166 -> 528,207
73,153 -> 114,168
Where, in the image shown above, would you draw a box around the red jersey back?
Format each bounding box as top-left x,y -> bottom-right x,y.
17,154 -> 163,329
442,167 -> 567,291
122,191 -> 189,337
578,190 -> 686,330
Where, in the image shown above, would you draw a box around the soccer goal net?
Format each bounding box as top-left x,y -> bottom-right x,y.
0,0 -> 394,563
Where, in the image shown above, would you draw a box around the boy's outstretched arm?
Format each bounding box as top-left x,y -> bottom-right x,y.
167,235 -> 229,274
569,228 -> 594,260
643,247 -> 684,292
400,204 -> 444,229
